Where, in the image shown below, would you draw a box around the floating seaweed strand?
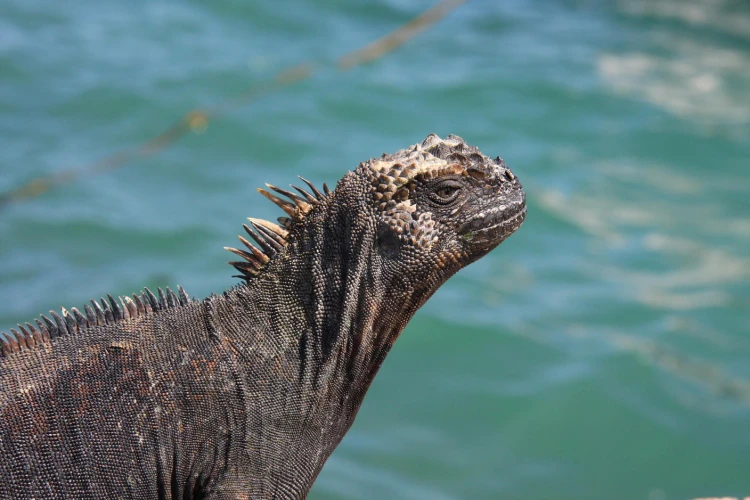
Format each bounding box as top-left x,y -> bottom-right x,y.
0,0 -> 468,208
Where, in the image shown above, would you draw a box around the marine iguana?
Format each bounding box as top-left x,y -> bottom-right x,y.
0,134 -> 526,499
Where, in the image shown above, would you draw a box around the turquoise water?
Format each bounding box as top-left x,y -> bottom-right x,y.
1,0 -> 749,498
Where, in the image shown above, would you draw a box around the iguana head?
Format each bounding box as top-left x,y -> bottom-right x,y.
227,134 -> 526,283
358,133 -> 525,273
228,134 -> 525,287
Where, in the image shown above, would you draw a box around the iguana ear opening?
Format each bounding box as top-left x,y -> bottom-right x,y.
379,203 -> 440,252
376,222 -> 401,259
375,210 -> 440,262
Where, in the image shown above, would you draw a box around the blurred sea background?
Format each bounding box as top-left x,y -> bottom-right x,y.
1,0 -> 749,498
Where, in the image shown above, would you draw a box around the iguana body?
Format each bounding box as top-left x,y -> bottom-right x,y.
0,134 -> 526,499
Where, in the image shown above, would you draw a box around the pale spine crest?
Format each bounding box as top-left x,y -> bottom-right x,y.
226,177 -> 328,279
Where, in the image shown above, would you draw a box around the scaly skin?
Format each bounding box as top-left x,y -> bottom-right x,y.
0,134 -> 526,499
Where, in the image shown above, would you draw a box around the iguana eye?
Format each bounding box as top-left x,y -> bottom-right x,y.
436,186 -> 458,198
429,181 -> 462,205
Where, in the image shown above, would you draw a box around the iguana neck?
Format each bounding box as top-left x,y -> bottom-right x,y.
217,196 -> 449,409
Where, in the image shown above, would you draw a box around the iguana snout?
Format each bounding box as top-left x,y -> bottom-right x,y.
454,162 -> 526,251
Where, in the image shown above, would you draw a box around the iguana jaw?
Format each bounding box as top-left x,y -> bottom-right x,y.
458,190 -> 526,249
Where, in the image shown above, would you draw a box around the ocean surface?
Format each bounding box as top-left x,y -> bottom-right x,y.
1,0 -> 749,498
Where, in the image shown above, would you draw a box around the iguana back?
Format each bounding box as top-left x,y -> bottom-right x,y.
0,134 -> 526,499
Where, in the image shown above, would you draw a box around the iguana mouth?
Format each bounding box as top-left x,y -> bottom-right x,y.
459,193 -> 526,246
485,206 -> 526,234
474,208 -> 526,243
